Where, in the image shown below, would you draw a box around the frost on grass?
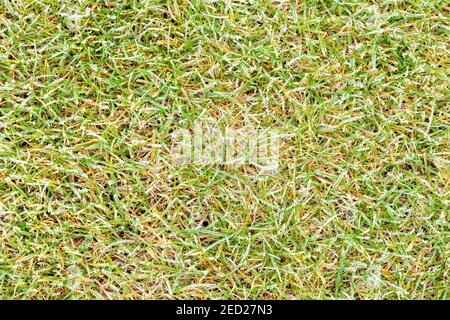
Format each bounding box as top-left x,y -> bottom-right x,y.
0,0 -> 448,299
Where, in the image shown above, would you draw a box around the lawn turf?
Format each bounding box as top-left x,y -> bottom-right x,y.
0,0 -> 449,299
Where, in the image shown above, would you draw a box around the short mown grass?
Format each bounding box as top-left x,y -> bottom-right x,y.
0,0 -> 448,299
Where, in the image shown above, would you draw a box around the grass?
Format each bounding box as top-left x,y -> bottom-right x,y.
0,0 -> 449,299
